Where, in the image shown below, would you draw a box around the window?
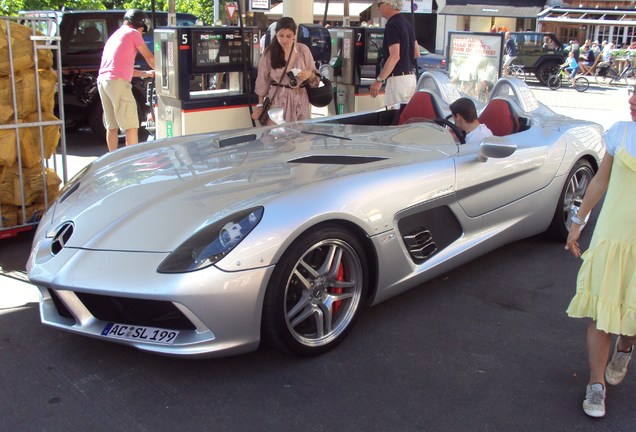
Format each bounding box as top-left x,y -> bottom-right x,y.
68,19 -> 107,53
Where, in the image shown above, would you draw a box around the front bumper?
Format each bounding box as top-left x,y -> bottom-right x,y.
29,246 -> 275,358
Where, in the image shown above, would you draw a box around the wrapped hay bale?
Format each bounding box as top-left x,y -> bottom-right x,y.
0,127 -> 17,167
0,69 -> 57,120
0,104 -> 13,124
0,20 -> 34,74
0,20 -> 53,75
18,203 -> 47,225
0,74 -> 18,121
19,112 -> 61,168
0,165 -> 61,206
0,203 -> 18,228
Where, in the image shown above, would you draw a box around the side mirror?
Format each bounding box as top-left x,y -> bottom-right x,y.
477,137 -> 517,162
268,107 -> 285,125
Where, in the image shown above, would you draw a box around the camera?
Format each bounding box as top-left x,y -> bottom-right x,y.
287,71 -> 298,87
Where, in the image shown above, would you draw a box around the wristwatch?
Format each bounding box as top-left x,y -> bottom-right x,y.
376,76 -> 385,83
570,205 -> 586,226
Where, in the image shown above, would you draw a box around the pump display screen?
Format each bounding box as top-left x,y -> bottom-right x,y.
192,30 -> 251,71
365,31 -> 384,64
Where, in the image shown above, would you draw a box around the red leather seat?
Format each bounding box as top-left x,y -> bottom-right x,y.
398,91 -> 441,125
478,98 -> 520,136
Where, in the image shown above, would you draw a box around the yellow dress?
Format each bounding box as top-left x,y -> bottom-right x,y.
566,127 -> 636,335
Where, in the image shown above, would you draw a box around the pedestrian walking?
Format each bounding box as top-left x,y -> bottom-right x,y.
565,86 -> 636,418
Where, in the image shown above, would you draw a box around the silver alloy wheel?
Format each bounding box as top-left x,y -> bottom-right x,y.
562,162 -> 595,230
283,238 -> 364,348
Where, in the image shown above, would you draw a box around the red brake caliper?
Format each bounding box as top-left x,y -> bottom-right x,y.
331,262 -> 344,315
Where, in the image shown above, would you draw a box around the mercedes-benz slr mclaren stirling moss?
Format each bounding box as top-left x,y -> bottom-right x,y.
28,73 -> 605,358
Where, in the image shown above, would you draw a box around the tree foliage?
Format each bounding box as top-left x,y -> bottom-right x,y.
2,0 -> 228,25
1,0 -> 105,16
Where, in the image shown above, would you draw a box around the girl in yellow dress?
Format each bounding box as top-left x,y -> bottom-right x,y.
566,87 -> 636,418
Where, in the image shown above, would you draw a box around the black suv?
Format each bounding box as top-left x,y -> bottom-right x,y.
510,32 -> 566,85
19,9 -> 197,140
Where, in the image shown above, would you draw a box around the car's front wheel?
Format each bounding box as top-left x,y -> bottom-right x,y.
546,159 -> 595,241
262,225 -> 368,356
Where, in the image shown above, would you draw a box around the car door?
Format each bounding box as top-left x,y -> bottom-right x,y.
453,130 -> 566,218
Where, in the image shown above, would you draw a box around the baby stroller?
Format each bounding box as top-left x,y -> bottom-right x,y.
595,61 -> 611,77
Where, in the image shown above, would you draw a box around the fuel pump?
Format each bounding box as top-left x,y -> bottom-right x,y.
328,27 -> 385,115
153,26 -> 258,139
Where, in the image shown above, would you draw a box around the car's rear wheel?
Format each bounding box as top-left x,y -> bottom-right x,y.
546,159 -> 595,241
262,225 -> 368,356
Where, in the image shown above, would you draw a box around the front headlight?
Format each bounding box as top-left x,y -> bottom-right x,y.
157,207 -> 264,273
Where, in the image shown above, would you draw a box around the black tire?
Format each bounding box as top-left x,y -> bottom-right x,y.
547,74 -> 562,91
574,76 -> 589,92
545,159 -> 595,241
537,63 -> 560,86
262,224 -> 368,356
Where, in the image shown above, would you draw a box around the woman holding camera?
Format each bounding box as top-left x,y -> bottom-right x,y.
252,17 -> 319,125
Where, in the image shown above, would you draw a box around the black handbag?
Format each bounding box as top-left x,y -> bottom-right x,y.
307,75 -> 333,107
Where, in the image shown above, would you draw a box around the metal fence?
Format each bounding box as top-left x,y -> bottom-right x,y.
0,16 -> 67,239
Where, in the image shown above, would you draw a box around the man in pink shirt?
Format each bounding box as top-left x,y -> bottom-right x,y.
98,9 -> 155,151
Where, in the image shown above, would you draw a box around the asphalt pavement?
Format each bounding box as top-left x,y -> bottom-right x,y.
1,78 -> 635,431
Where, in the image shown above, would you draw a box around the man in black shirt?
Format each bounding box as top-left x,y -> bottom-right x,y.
370,0 -> 419,106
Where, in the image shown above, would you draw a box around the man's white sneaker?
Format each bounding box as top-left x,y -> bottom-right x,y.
582,383 -> 605,418
605,338 -> 632,386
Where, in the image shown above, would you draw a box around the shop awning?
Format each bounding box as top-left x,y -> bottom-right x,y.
265,2 -> 373,22
439,0 -> 546,18
537,7 -> 636,26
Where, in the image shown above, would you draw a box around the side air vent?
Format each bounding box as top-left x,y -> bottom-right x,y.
403,228 -> 438,261
397,204 -> 463,264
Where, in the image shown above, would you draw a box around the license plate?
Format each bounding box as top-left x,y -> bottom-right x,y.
101,323 -> 179,345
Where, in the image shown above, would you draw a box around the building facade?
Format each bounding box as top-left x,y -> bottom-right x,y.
539,0 -> 636,47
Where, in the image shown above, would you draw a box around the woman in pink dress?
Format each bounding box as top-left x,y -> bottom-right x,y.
252,17 -> 319,125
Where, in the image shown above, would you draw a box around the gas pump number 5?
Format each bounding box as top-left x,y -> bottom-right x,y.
181,33 -> 188,46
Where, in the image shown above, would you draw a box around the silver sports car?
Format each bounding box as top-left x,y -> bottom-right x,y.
28,72 -> 604,358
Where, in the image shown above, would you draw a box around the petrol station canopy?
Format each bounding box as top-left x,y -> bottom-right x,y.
265,1 -> 373,22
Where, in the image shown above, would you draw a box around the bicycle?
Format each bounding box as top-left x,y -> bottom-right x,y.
505,63 -> 526,81
547,66 -> 589,92
594,58 -> 634,86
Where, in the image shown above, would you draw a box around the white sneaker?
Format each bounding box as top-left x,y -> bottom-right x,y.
605,338 -> 633,386
582,383 -> 605,418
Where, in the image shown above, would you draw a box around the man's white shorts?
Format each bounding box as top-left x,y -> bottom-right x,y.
384,74 -> 417,106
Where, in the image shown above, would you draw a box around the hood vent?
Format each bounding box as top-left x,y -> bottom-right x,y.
287,155 -> 387,165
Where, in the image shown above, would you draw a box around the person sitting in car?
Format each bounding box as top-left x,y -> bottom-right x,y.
449,97 -> 493,144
